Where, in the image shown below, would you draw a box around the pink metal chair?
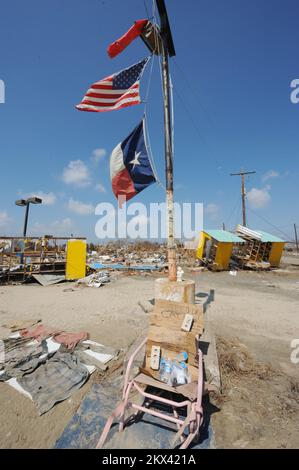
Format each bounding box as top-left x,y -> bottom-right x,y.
96,336 -> 204,449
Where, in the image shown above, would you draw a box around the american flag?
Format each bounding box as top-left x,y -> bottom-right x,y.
76,57 -> 150,113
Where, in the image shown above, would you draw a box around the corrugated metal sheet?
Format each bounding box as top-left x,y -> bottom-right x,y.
236,225 -> 284,243
236,225 -> 262,240
204,230 -> 244,243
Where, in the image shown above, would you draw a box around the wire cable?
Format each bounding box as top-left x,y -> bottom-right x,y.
143,116 -> 164,188
247,207 -> 294,241
143,0 -> 150,18
172,58 -> 217,129
233,199 -> 242,230
143,54 -> 155,111
226,193 -> 242,228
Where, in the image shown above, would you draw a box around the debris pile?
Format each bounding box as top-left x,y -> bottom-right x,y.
196,228 -> 286,271
0,236 -> 86,284
87,241 -> 198,274
232,225 -> 285,270
77,271 -> 111,288
0,321 -> 119,415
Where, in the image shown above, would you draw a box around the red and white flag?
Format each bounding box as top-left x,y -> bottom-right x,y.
76,58 -> 150,113
107,19 -> 148,58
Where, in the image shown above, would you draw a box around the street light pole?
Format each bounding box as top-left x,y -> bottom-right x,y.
15,197 -> 42,237
23,203 -> 30,237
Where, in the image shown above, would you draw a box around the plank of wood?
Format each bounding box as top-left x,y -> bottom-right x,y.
143,299 -> 204,378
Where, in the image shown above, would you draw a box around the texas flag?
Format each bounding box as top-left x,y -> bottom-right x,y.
110,119 -> 156,203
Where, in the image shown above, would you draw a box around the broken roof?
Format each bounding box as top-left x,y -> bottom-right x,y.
253,230 -> 285,243
236,225 -> 285,243
203,230 -> 244,243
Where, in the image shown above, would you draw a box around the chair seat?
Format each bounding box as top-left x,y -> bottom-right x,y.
134,372 -> 198,401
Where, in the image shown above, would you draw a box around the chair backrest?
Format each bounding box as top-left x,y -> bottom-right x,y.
142,299 -> 204,382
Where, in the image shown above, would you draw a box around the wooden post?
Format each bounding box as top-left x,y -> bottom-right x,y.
156,0 -> 177,281
241,173 -> 246,227
230,170 -> 256,227
161,40 -> 176,281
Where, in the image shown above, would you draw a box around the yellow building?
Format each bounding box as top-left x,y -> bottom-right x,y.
197,229 -> 244,271
235,227 -> 285,268
66,239 -> 86,280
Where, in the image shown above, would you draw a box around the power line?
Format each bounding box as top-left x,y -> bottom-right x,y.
247,207 -> 294,241
171,82 -> 223,171
172,58 -> 216,128
226,193 -> 242,227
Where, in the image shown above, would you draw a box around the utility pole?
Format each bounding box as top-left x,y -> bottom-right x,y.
230,170 -> 256,227
294,223 -> 299,253
156,0 -> 176,281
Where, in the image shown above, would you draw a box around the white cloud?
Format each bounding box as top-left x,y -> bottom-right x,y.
67,197 -> 94,215
205,203 -> 220,221
262,170 -> 280,183
31,218 -> 73,236
0,210 -> 10,227
62,160 -> 91,187
25,191 -> 56,205
247,185 -> 271,209
95,183 -> 106,193
92,148 -> 106,163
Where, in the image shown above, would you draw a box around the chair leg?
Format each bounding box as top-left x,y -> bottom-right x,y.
173,408 -> 185,444
182,408 -> 203,449
180,428 -> 197,449
96,401 -> 125,449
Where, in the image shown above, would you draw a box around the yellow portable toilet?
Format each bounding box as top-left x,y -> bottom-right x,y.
66,239 -> 86,280
197,230 -> 244,271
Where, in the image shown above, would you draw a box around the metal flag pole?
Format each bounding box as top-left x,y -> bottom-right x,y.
155,0 -> 177,281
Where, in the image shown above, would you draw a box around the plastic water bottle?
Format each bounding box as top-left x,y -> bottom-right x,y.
177,351 -> 188,363
159,358 -> 165,381
159,358 -> 173,385
171,361 -> 190,385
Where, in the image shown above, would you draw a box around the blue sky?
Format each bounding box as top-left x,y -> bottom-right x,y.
0,0 -> 298,242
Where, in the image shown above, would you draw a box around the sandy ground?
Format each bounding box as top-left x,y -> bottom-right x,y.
0,261 -> 298,449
